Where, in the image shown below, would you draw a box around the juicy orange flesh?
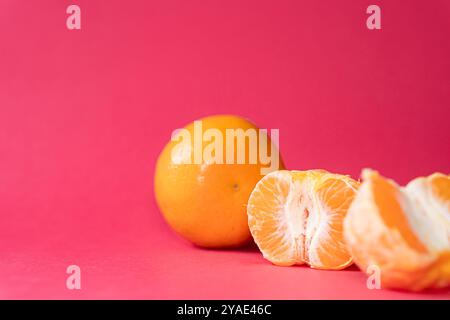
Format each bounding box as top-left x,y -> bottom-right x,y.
248,171 -> 356,269
372,175 -> 428,253
250,173 -> 295,265
312,179 -> 356,268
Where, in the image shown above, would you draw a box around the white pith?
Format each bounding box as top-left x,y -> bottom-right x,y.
248,170 -> 351,268
403,177 -> 450,252
284,178 -> 320,263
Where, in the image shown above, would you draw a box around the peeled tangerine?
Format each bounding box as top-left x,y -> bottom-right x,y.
344,169 -> 450,291
247,170 -> 359,269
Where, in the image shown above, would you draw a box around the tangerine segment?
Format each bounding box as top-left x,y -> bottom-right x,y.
344,169 -> 450,291
247,170 -> 358,269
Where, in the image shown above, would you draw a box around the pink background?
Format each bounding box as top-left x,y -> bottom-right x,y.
0,0 -> 449,299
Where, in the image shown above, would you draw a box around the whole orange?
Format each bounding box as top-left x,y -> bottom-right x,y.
154,115 -> 284,248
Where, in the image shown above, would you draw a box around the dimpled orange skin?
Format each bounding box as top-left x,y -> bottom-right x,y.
154,115 -> 285,248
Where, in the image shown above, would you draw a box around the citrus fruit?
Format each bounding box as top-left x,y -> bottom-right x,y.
344,169 -> 450,291
154,115 -> 284,248
247,169 -> 358,269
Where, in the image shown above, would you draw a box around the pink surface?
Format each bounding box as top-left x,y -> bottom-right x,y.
0,0 -> 449,299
